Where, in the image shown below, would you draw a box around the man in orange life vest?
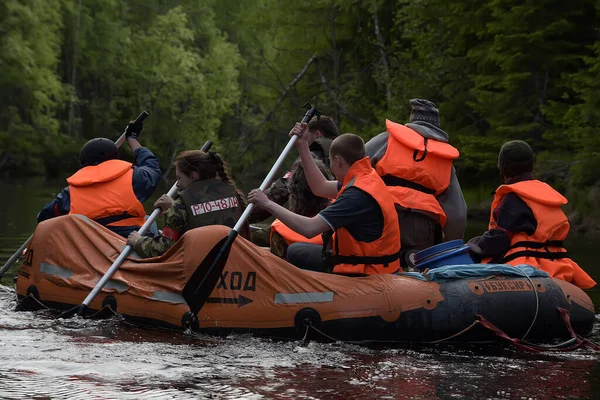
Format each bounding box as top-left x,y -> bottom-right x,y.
37,120 -> 161,238
365,99 -> 466,266
248,125 -> 401,275
468,140 -> 596,289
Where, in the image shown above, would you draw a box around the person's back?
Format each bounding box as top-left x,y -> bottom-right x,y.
366,99 -> 466,266
468,140 -> 596,289
67,158 -> 148,230
37,122 -> 161,238
129,150 -> 250,258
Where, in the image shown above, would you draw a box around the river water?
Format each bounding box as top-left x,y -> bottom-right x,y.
0,178 -> 599,399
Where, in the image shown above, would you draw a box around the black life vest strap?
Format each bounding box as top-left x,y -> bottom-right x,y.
381,175 -> 436,195
94,212 -> 133,226
503,240 -> 568,262
506,240 -> 565,251
503,250 -> 570,263
331,251 -> 401,267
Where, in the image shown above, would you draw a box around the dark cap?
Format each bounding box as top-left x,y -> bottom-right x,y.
79,138 -> 119,167
409,99 -> 440,127
498,140 -> 534,178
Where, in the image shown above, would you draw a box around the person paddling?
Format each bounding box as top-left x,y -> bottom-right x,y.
37,120 -> 161,238
249,124 -> 400,276
249,116 -> 340,247
127,150 -> 250,258
468,140 -> 596,289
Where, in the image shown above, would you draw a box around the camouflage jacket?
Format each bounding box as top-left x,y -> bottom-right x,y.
133,197 -> 187,258
133,191 -> 251,258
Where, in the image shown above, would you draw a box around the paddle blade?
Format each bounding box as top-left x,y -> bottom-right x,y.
182,234 -> 235,315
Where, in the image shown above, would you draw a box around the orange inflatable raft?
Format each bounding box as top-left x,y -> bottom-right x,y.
15,215 -> 596,343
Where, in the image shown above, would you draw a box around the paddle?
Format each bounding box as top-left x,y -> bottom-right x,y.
63,139 -> 214,318
182,103 -> 321,317
0,111 -> 149,282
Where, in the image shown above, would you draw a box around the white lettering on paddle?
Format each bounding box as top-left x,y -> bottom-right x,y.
190,196 -> 239,216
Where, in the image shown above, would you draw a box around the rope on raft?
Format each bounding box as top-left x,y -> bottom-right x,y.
302,310 -> 600,352
17,292 -> 600,352
19,293 -> 118,319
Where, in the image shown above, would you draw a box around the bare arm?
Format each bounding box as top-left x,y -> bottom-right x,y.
248,189 -> 330,238
292,123 -> 338,199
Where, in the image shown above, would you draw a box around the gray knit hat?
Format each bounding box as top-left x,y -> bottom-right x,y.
409,99 -> 440,127
498,140 -> 534,178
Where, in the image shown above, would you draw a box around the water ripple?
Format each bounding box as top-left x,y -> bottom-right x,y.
0,285 -> 598,399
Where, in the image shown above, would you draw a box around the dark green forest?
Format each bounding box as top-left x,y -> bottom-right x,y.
1,0 -> 600,217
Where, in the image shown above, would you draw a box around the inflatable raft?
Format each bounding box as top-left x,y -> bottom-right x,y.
15,215 -> 596,343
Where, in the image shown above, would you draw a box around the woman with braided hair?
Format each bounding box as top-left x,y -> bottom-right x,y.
127,150 -> 250,258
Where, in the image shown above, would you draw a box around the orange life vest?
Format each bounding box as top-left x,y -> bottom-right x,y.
270,219 -> 323,246
67,159 -> 147,228
331,157 -> 401,275
486,180 -> 596,289
375,119 -> 459,227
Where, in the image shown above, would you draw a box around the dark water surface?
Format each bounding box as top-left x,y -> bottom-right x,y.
0,178 -> 599,399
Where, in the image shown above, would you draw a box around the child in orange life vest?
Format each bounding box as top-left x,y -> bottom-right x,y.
468,140 -> 596,289
269,157 -> 333,259
249,126 -> 401,276
127,150 -> 250,258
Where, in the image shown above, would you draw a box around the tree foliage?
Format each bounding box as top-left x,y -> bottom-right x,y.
1,0 -> 600,213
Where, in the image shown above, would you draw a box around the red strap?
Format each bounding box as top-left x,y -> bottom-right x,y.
477,311 -> 600,353
53,203 -> 62,216
162,226 -> 181,241
558,308 -> 600,351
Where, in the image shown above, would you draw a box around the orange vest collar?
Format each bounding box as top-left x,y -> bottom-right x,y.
340,157 -> 373,191
495,180 -> 567,206
385,119 -> 459,159
67,160 -> 133,187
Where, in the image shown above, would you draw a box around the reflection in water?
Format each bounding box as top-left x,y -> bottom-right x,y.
0,179 -> 599,399
0,287 -> 599,399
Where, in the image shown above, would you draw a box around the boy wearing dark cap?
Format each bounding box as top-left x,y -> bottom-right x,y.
468,140 -> 595,289
366,99 -> 467,267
